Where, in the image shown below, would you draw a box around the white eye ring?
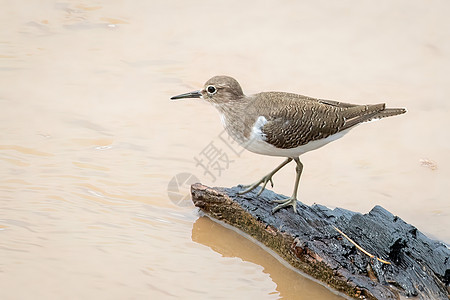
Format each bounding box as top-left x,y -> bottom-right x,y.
206,85 -> 217,95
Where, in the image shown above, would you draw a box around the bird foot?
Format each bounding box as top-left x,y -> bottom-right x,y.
272,197 -> 298,214
237,175 -> 274,196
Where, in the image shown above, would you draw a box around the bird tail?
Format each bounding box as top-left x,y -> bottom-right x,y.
341,105 -> 407,130
370,107 -> 407,120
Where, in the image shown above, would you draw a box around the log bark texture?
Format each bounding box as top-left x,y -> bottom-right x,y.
191,183 -> 449,300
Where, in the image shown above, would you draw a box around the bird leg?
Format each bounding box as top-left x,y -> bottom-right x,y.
238,158 -> 293,196
272,157 -> 303,213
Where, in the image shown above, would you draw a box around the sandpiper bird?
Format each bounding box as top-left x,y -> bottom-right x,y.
171,76 -> 406,213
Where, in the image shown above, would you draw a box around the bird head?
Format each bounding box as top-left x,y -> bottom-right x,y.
171,75 -> 244,104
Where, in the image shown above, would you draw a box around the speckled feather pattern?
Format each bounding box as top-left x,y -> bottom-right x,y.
253,92 -> 348,148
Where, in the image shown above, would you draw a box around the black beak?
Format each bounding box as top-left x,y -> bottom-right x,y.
170,90 -> 202,100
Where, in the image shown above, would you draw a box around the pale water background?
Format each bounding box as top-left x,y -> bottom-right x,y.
1,1 -> 449,299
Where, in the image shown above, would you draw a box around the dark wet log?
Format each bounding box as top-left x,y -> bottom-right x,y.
191,183 -> 450,300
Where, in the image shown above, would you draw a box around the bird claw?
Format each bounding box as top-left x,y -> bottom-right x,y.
238,175 -> 275,196
272,197 -> 298,214
237,183 -> 258,195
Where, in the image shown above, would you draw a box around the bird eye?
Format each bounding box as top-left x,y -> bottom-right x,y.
206,85 -> 217,95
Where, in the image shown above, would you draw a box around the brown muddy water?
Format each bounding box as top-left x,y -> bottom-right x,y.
1,1 -> 449,299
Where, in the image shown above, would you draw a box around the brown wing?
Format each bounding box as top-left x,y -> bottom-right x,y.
260,100 -> 346,149
255,92 -> 391,149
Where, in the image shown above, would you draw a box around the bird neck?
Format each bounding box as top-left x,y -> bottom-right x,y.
212,98 -> 254,144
